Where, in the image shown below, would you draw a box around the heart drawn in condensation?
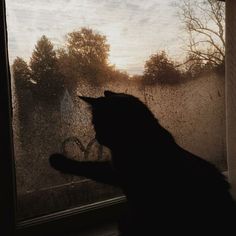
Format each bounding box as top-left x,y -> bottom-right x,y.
61,136 -> 111,161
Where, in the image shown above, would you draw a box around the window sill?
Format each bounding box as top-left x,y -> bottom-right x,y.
16,196 -> 126,236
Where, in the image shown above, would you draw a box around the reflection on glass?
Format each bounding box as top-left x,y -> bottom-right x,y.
6,0 -> 225,220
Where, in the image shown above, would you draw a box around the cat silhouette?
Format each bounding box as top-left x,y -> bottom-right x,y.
50,91 -> 235,235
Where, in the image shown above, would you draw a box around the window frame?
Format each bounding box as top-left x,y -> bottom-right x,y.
0,0 -> 17,235
225,0 -> 236,199
1,0 -> 235,235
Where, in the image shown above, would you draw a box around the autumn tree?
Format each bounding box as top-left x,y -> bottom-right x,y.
59,28 -> 110,85
143,51 -> 181,85
30,35 -> 64,102
178,0 -> 225,74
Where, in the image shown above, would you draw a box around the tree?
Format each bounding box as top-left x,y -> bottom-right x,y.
57,48 -> 76,93
178,0 -> 225,74
180,53 -> 211,78
12,57 -> 31,92
143,51 -> 181,85
64,28 -> 110,83
12,57 -> 33,134
12,57 -> 32,108
30,35 -> 64,102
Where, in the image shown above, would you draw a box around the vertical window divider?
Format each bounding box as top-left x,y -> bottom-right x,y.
0,0 -> 17,235
225,0 -> 236,199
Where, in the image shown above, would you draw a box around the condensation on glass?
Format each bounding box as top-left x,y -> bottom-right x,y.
6,0 -> 226,220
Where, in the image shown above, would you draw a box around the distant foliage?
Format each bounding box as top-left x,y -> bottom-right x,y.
143,51 -> 182,85
12,57 -> 33,136
12,56 -> 32,110
180,54 -> 213,79
29,35 -> 64,103
108,67 -> 129,82
12,29 -> 113,105
58,28 -> 110,86
12,57 -> 31,94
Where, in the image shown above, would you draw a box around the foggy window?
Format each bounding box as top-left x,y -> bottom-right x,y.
6,0 -> 225,220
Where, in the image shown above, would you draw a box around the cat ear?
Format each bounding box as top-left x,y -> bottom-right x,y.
79,96 -> 97,105
104,90 -> 117,97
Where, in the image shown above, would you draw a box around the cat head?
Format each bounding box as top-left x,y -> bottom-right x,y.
79,91 -> 160,149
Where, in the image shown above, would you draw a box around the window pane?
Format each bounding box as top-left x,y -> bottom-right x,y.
6,0 -> 226,220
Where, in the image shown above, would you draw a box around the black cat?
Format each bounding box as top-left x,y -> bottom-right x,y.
50,91 -> 235,235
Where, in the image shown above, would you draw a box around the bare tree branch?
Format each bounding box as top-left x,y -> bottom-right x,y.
178,0 -> 225,70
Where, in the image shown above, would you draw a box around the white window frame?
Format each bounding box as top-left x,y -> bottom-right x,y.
225,0 -> 236,199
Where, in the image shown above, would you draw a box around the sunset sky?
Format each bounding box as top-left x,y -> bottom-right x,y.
6,0 -> 186,75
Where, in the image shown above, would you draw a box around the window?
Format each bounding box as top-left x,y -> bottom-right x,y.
7,0 -> 227,220
2,0 -> 235,235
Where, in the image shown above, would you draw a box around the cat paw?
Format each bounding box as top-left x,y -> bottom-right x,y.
49,153 -> 71,172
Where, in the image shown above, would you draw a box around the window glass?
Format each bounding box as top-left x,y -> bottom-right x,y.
6,0 -> 226,220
